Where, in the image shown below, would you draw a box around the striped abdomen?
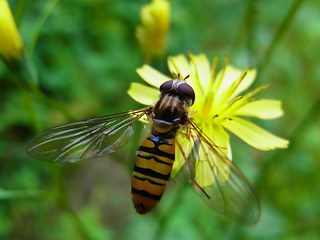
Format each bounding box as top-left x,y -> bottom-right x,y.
132,135 -> 175,214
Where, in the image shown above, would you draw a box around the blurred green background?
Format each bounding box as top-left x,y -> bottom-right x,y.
1,0 -> 320,239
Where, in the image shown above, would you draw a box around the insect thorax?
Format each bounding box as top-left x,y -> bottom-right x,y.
152,93 -> 189,136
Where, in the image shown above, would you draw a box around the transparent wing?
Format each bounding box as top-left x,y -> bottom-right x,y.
26,108 -> 151,163
176,119 -> 260,224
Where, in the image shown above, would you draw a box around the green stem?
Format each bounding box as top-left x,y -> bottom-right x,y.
230,0 -> 256,63
10,74 -> 75,123
51,165 -> 92,240
21,89 -> 42,132
31,87 -> 76,122
245,0 -> 256,64
29,0 -> 60,56
255,0 -> 307,84
0,189 -> 47,199
14,0 -> 26,25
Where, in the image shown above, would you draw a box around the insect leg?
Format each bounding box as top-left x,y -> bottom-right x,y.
176,140 -> 210,199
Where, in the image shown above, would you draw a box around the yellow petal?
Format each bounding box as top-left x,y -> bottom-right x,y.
235,99 -> 284,119
127,82 -> 159,106
195,123 -> 231,187
171,130 -> 193,178
222,117 -> 289,150
189,53 -> 211,93
136,64 -> 171,87
206,123 -> 231,158
217,85 -> 269,118
215,65 -> 256,100
232,68 -> 256,98
167,54 -> 190,78
214,70 -> 249,109
0,0 -> 24,61
195,160 -> 216,187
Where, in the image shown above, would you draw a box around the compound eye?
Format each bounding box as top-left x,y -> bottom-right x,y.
177,83 -> 195,105
160,80 -> 174,91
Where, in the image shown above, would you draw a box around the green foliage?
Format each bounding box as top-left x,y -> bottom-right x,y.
1,0 -> 320,239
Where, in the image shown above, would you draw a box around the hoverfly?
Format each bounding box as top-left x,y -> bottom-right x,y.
26,74 -> 260,224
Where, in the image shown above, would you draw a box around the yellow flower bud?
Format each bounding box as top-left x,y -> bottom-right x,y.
0,0 -> 24,62
136,0 -> 170,61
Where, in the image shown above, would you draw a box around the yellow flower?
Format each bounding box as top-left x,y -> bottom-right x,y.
136,0 -> 170,61
0,0 -> 24,62
128,53 -> 289,186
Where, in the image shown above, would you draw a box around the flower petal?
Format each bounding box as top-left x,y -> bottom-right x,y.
136,65 -> 170,87
127,82 -> 159,105
171,132 -> 193,178
206,123 -> 231,159
195,123 -> 231,187
167,54 -> 190,78
235,99 -> 284,119
216,85 -> 268,118
195,160 -> 216,187
232,68 -> 256,98
189,53 -> 211,93
222,117 -> 289,150
215,65 -> 256,100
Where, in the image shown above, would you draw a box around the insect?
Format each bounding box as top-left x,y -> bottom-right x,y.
26,74 -> 260,224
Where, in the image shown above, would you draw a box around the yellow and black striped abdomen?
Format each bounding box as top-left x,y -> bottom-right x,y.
132,135 -> 175,214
